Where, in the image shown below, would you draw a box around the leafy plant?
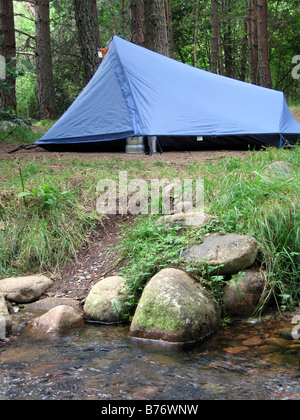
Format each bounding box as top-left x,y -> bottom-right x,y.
18,184 -> 75,210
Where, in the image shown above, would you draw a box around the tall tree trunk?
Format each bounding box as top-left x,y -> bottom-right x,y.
90,0 -> 101,49
217,25 -> 224,75
247,0 -> 259,84
74,0 -> 101,84
222,0 -> 234,78
122,0 -> 128,39
257,0 -> 272,88
35,0 -> 57,120
240,18 -> 248,81
0,0 -> 17,112
109,0 -> 118,35
144,0 -> 169,56
193,0 -> 200,68
166,0 -> 175,59
129,0 -> 144,46
211,0 -> 219,73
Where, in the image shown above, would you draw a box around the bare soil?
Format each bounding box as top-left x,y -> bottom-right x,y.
0,142 -> 250,165
48,214 -> 137,303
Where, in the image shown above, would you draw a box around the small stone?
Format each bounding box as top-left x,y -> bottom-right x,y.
157,212 -> 211,228
263,161 -> 293,178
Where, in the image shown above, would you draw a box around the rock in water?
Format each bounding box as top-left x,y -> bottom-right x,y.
0,293 -> 12,334
0,275 -> 53,303
182,233 -> 258,276
222,270 -> 266,318
130,268 -> 221,344
84,276 -> 130,324
28,305 -> 84,333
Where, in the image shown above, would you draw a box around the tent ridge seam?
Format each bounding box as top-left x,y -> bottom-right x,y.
109,37 -> 140,135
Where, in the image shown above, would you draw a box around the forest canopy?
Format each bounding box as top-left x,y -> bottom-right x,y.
0,0 -> 299,121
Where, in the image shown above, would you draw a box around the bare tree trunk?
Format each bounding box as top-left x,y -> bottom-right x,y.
240,18 -> 248,81
122,0 -> 128,39
222,0 -> 234,78
217,25 -> 224,75
211,0 -> 219,73
0,0 -> 17,112
109,0 -> 118,35
129,0 -> 144,46
35,0 -> 57,120
74,0 -> 101,84
144,0 -> 169,56
90,0 -> 101,49
247,0 -> 259,84
166,0 -> 175,59
257,0 -> 272,88
194,0 -> 200,68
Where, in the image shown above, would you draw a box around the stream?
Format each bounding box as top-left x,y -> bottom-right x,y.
0,310 -> 299,400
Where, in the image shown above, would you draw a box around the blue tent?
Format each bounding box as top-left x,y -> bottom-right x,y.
35,35 -> 300,151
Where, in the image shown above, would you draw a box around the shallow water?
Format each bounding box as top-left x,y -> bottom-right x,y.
0,313 -> 299,400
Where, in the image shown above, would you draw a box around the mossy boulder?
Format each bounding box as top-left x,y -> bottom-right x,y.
84,276 -> 130,324
129,268 -> 221,344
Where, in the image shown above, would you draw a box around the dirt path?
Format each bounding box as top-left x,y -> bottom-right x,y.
0,142 -> 250,165
45,214 -> 136,303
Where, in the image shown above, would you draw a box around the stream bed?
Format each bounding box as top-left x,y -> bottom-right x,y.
0,311 -> 299,400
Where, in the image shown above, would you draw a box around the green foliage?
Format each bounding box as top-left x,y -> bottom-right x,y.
17,185 -> 76,210
117,217 -> 225,314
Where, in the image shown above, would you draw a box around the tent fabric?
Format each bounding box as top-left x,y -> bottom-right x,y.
35,35 -> 300,148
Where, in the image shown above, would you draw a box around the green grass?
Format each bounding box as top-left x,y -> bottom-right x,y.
0,146 -> 299,315
0,119 -> 56,145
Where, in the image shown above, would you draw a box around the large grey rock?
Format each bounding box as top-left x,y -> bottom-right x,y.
0,275 -> 53,303
28,305 -> 84,334
182,233 -> 258,276
222,270 -> 266,318
0,294 -> 12,335
84,276 -> 130,324
130,268 -> 221,344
